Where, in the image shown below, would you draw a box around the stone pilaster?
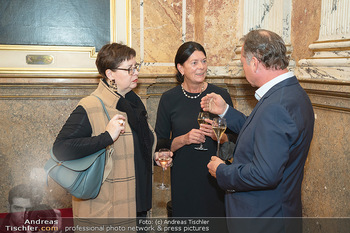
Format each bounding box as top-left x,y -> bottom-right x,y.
297,0 -> 350,80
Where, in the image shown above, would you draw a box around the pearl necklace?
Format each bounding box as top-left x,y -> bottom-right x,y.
181,83 -> 205,99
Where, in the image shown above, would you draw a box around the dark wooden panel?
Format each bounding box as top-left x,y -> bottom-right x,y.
0,0 -> 110,51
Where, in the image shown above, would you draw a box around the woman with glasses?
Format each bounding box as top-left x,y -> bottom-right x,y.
52,43 -> 156,218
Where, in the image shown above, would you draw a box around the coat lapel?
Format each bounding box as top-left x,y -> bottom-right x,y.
233,76 -> 298,153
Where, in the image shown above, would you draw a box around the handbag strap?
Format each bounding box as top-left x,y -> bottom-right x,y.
46,94 -> 114,186
92,94 -> 111,121
91,94 -> 114,182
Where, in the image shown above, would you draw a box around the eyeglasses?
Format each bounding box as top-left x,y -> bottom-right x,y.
114,63 -> 141,75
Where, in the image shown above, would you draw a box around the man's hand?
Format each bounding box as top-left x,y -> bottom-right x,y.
207,156 -> 225,178
200,93 -> 227,115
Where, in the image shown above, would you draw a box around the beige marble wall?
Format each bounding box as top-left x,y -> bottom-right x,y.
131,0 -> 240,75
0,84 -> 95,211
300,80 -> 350,217
291,0 -> 322,62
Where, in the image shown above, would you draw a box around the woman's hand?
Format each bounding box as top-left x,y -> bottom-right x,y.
154,150 -> 173,170
106,114 -> 126,141
200,119 -> 228,143
184,129 -> 206,145
199,119 -> 216,141
170,129 -> 206,152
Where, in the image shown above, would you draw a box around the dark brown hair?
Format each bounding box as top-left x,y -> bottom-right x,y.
242,29 -> 289,70
174,41 -> 206,83
96,43 -> 136,78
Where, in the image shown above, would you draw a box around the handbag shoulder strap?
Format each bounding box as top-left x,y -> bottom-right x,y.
92,94 -> 111,121
91,94 -> 114,182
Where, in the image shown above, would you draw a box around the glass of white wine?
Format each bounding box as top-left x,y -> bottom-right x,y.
195,111 -> 210,151
212,117 -> 227,157
157,148 -> 171,190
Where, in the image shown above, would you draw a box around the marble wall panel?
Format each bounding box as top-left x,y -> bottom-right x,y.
132,0 -> 241,76
291,0 -> 321,62
130,0 -> 141,62
303,108 -> 350,217
0,76 -> 349,220
143,0 -> 183,63
204,0 -> 239,72
299,80 -> 350,217
0,84 -> 97,212
0,98 -> 78,211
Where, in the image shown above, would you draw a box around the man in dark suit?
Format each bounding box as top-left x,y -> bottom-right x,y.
200,29 -> 314,233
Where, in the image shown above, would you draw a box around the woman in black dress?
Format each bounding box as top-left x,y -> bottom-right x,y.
155,42 -> 235,217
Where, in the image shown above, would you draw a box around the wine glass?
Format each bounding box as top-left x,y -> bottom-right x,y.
157,148 -> 171,190
212,117 -> 227,157
195,111 -> 210,151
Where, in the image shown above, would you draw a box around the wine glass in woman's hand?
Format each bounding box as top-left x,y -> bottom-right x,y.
156,148 -> 172,190
195,111 -> 210,151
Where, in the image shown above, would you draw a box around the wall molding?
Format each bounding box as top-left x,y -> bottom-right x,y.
299,79 -> 350,113
0,77 -> 349,114
0,0 -> 131,78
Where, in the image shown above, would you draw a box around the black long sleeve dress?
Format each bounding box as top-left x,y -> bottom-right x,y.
155,83 -> 235,217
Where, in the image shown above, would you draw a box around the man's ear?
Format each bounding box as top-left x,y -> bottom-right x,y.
251,57 -> 259,73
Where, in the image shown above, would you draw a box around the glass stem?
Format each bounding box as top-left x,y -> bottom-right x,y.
162,167 -> 165,185
217,141 -> 220,157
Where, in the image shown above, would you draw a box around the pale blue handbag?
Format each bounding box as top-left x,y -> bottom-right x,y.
44,95 -> 110,200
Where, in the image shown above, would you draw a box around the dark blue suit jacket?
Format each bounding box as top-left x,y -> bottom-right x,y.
217,76 -> 314,221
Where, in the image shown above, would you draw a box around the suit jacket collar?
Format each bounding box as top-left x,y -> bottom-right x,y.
261,75 -> 298,101
249,75 -> 298,119
234,76 -> 299,148
255,72 -> 295,101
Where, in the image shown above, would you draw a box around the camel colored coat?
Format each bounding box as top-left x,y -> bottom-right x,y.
72,80 -> 156,218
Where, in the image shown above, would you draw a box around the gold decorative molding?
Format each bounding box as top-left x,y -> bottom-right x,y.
110,0 -> 116,42
126,0 -> 131,46
110,0 -> 131,46
0,95 -> 87,100
0,68 -> 98,78
0,0 -> 131,77
0,45 -> 97,58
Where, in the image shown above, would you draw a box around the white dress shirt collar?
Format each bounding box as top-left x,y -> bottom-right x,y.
255,71 -> 294,101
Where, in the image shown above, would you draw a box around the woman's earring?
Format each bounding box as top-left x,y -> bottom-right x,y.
108,79 -> 118,91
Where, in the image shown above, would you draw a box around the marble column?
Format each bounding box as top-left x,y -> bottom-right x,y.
243,0 -> 292,43
231,0 -> 293,77
297,0 -> 350,80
